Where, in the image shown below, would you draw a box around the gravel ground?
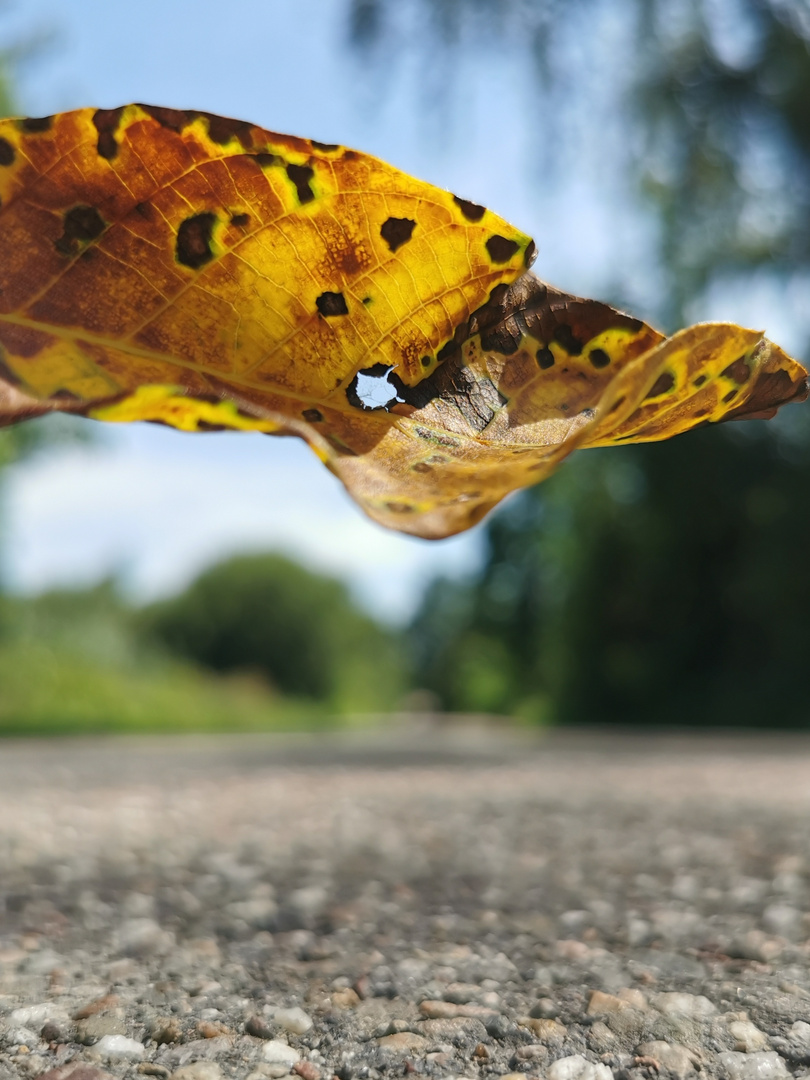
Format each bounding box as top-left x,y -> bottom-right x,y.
2,727 -> 810,1080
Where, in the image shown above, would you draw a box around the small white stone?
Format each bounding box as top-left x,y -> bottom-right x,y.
95,1034 -> 145,1059
272,1007 -> 313,1035
716,1051 -> 791,1080
6,1026 -> 40,1047
262,1040 -> 301,1066
10,1003 -> 67,1028
171,1064 -> 224,1080
728,1020 -> 769,1053
638,1041 -> 699,1080
548,1054 -> 614,1080
652,992 -> 717,1019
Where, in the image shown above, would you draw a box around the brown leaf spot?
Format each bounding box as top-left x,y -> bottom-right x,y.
302,408 -> 323,422
0,137 -> 14,166
196,420 -> 227,432
589,347 -> 610,368
453,195 -> 486,222
645,371 -> 675,398
312,139 -> 340,152
0,355 -> 21,385
420,356 -> 432,368
176,212 -> 216,270
140,104 -> 192,132
54,205 -> 106,257
316,291 -> 349,317
380,216 -> 416,253
230,212 -> 249,227
723,388 -> 738,403
721,355 -> 751,384
412,462 -> 432,473
20,114 -> 53,133
92,107 -> 125,160
536,347 -> 555,369
693,374 -> 708,387
486,235 -> 520,263
202,112 -> 255,147
386,502 -> 413,513
286,163 -> 315,204
552,325 -> 583,356
481,321 -> 521,355
524,239 -> 537,268
255,152 -> 281,168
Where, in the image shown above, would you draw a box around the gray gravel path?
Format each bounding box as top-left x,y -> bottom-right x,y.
2,728 -> 810,1080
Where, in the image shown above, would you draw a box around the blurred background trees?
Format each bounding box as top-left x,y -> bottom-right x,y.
2,0 -> 810,731
352,0 -> 810,726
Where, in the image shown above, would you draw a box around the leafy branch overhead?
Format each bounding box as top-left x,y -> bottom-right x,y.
0,105 -> 806,538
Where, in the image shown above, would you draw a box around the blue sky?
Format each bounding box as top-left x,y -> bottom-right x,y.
1,0 -> 807,620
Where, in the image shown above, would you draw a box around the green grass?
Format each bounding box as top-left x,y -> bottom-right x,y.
0,637 -> 331,736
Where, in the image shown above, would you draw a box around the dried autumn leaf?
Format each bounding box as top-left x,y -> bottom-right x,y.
0,104 -> 806,538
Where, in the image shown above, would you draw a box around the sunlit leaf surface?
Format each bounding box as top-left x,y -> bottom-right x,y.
0,105 -> 806,537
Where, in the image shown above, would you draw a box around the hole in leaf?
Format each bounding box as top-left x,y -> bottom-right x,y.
347,364 -> 404,411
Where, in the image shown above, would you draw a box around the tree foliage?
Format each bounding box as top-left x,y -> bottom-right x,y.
142,553 -> 404,712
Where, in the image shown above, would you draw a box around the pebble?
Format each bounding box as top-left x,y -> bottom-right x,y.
652,992 -> 717,1018
716,1051 -> 791,1080
377,1032 -> 429,1052
637,1041 -> 700,1080
246,1014 -> 277,1039
771,1020 -> 810,1063
517,1017 -> 567,1042
417,1017 -> 488,1045
418,1000 -> 498,1020
36,1065 -> 115,1080
10,1005 -> 67,1029
271,1008 -> 313,1035
170,1065 -> 223,1080
93,1035 -> 145,1059
262,1041 -> 302,1066
76,1015 -> 127,1045
728,1020 -> 770,1053
547,1054 -> 614,1080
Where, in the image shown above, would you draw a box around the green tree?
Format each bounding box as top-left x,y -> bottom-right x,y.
142,553 -> 406,713
380,0 -> 810,725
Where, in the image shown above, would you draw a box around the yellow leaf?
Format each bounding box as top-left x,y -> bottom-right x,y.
0,106 -> 806,537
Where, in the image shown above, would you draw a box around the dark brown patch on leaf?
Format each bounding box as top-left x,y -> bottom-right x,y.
552,325 -> 583,356
230,213 -> 249,227
140,105 -> 192,132
20,114 -> 53,133
693,374 -> 707,387
481,321 -> 521,355
589,348 -> 610,369
92,107 -> 125,160
380,217 -> 416,253
420,356 -> 432,368
196,420 -> 227,432
302,408 -> 323,422
412,462 -> 432,473
202,112 -> 255,147
607,396 -> 626,414
286,163 -> 315,204
723,388 -> 738,403
316,291 -> 349,317
486,235 -> 520,263
436,341 -> 458,364
721,355 -> 751,384
176,212 -> 217,270
255,152 -> 281,168
382,217 -> 419,254
724,368 -> 808,422
54,205 -> 106,257
0,355 -> 21,386
453,195 -> 486,222
386,502 -> 413,513
645,372 -> 675,398
0,137 -> 14,166
536,347 -> 555,369
524,239 -> 537,268
0,323 -> 53,359
312,140 -> 340,152
394,358 -> 506,433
